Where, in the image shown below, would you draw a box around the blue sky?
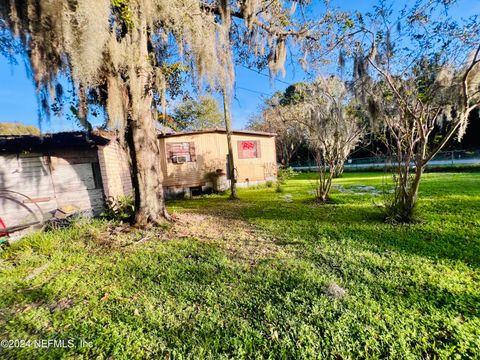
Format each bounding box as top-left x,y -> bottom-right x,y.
0,0 -> 478,132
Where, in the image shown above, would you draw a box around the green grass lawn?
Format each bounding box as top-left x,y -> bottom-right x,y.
1,172 -> 479,359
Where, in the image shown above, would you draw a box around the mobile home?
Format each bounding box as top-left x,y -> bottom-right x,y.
158,129 -> 277,198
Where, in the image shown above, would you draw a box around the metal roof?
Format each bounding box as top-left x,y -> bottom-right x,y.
157,128 -> 276,138
0,132 -> 110,153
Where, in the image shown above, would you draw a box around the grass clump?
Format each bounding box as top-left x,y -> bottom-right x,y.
100,195 -> 135,222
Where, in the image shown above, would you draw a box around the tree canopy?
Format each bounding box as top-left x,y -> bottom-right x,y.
1,0 -> 478,224
172,95 -> 223,131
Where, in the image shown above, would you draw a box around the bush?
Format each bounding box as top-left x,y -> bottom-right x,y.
381,174 -> 420,223
276,167 -> 297,192
277,167 -> 297,184
101,196 -> 135,222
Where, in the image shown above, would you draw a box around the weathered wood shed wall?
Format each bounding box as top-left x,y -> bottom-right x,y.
0,132 -> 132,238
158,129 -> 277,196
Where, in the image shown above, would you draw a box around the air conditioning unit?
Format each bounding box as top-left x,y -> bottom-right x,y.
172,155 -> 188,164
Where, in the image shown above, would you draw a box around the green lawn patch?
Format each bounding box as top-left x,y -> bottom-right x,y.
1,172 -> 479,359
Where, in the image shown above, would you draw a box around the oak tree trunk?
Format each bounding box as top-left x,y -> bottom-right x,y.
126,115 -> 169,226
126,16 -> 169,226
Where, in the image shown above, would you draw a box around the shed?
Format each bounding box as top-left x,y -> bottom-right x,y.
0,132 -> 132,238
158,129 -> 277,198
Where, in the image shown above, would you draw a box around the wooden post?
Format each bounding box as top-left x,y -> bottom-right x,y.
221,88 -> 238,199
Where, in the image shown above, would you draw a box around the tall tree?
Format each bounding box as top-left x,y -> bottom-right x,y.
307,78 -> 363,202
297,78 -> 363,202
347,1 -> 480,222
0,0 -> 317,225
173,95 -> 223,131
249,93 -> 306,167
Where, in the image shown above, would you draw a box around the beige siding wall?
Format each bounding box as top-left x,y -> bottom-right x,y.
159,133 -> 277,189
231,134 -> 277,184
97,139 -> 133,199
159,133 -> 225,188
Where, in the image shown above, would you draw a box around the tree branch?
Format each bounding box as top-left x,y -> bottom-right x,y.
461,44 -> 480,110
200,1 -> 317,40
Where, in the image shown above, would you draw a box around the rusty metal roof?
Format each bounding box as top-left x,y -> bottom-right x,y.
157,128 -> 276,138
0,131 -> 111,153
0,128 -> 276,153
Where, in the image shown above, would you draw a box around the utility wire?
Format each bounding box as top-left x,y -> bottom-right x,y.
238,64 -> 293,86
235,85 -> 271,96
234,64 -> 311,102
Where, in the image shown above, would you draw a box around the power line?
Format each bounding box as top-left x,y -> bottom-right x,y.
238,64 -> 293,86
235,85 -> 271,96
235,64 -> 304,99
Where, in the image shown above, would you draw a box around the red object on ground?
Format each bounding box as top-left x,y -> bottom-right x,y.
0,217 -> 9,238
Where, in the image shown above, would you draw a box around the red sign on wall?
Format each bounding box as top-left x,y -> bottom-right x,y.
238,140 -> 260,159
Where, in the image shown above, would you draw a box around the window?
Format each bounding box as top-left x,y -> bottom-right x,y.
166,142 -> 196,163
237,140 -> 261,159
91,162 -> 103,189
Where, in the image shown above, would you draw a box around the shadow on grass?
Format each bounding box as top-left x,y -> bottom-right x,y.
300,196 -> 350,206
168,190 -> 480,268
1,213 -> 479,358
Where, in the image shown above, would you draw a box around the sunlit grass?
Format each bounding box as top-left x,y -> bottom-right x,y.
0,172 -> 479,359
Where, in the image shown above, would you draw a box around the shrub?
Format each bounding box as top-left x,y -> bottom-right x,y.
276,167 -> 297,192
277,167 -> 297,184
381,174 -> 420,223
101,196 -> 135,222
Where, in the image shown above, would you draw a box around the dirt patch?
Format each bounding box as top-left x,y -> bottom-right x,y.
333,184 -> 383,196
165,212 -> 283,265
48,298 -> 74,313
81,223 -> 148,250
279,194 -> 293,202
67,210 -> 284,265
25,263 -> 50,281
